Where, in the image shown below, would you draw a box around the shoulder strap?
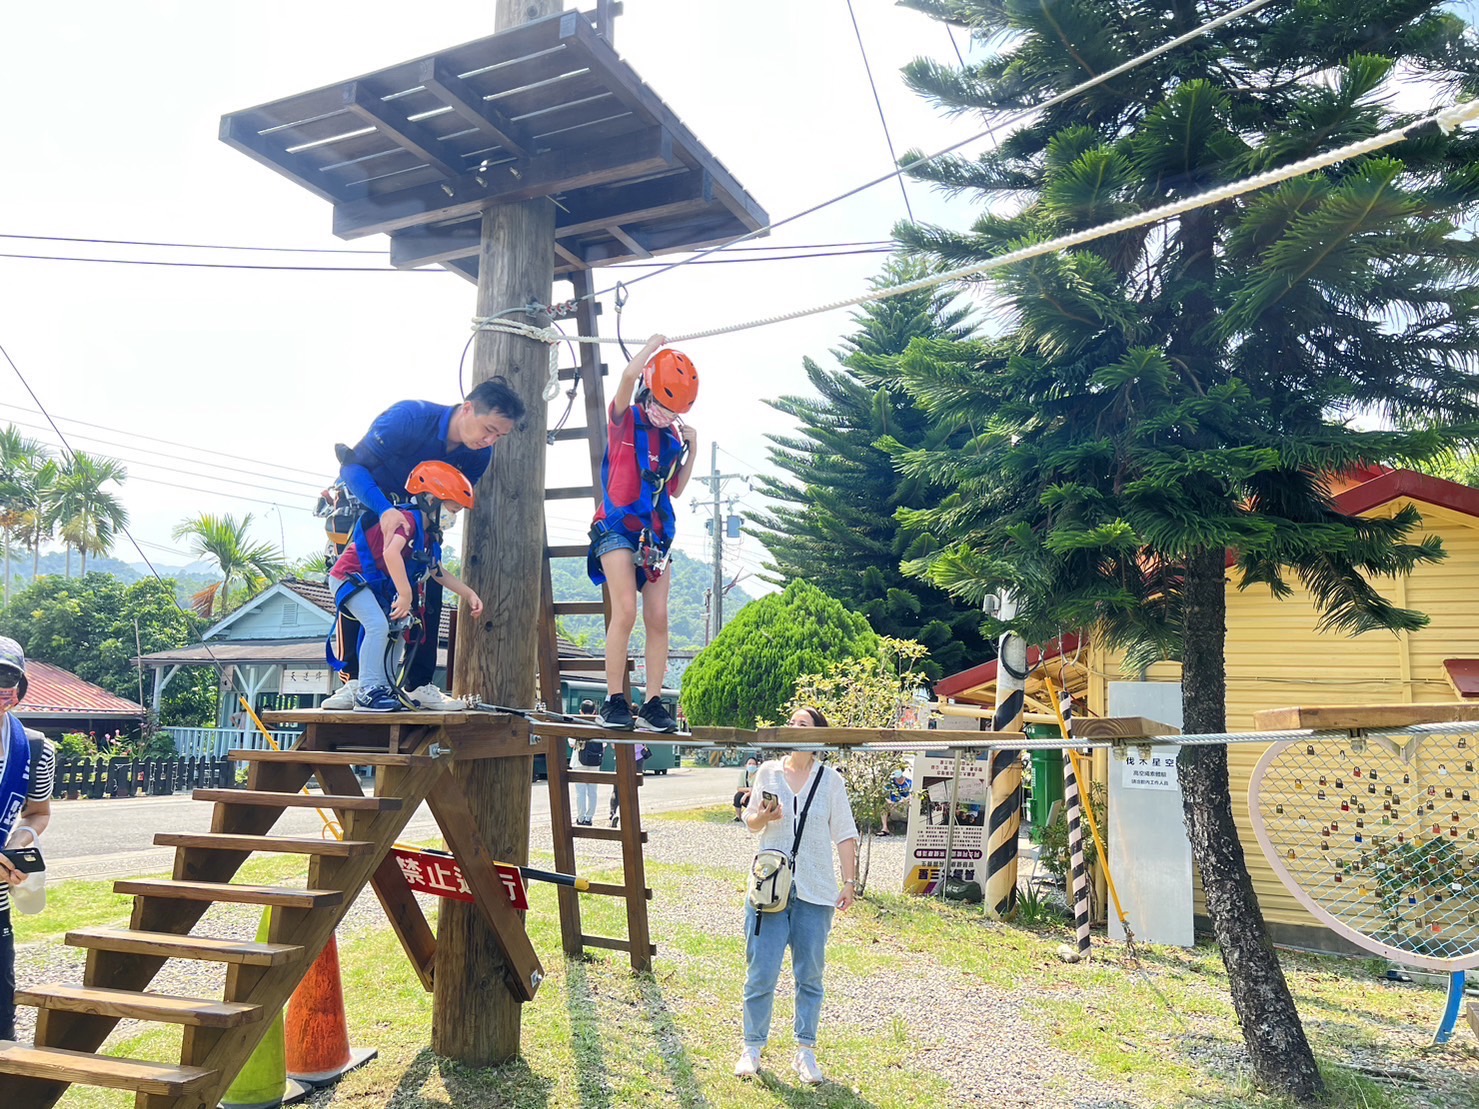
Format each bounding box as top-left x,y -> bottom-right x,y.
789,766 -> 827,858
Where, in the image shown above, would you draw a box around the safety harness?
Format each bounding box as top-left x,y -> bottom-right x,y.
1,713 -> 37,846
325,506 -> 439,679
590,408 -> 686,585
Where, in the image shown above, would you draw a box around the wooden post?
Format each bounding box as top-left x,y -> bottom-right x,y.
434,0 -> 562,1066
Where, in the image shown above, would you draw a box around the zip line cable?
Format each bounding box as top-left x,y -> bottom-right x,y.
0,251 -> 441,274
585,0 -> 1283,304
0,233 -> 381,255
845,0 -> 915,222
477,98 -> 1479,347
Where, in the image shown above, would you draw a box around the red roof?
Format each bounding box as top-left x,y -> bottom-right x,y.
934,634 -> 1081,700
21,661 -> 145,718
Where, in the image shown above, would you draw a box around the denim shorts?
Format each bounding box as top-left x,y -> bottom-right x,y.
590,529 -> 638,561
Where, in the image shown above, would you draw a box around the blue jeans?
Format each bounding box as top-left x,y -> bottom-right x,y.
330,576 -> 395,691
742,897 -> 834,1049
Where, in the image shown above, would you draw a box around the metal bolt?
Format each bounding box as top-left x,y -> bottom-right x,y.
531,969 -> 544,988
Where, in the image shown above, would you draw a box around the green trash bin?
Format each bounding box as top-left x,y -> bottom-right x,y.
1025,724 -> 1065,832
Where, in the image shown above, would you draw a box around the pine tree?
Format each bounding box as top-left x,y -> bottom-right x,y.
893,1 -> 1479,1099
751,256 -> 992,679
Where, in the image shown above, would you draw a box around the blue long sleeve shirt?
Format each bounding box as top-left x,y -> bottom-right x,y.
340,400 -> 492,515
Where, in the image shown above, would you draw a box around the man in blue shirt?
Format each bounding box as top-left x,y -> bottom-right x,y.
332,377 -> 525,695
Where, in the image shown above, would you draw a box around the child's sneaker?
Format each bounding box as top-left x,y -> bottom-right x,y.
635,697 -> 677,734
406,683 -> 466,710
321,679 -> 360,710
599,694 -> 635,731
353,685 -> 402,713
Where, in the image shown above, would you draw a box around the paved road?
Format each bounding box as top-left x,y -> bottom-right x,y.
40,766 -> 737,882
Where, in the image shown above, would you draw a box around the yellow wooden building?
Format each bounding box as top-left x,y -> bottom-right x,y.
933,467 -> 1479,951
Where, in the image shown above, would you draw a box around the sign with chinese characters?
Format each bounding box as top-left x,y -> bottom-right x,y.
390,848 -> 529,910
902,752 -> 991,895
281,668 -> 331,694
1122,747 -> 1181,791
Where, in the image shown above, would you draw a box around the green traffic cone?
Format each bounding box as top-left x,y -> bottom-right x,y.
219,908 -> 309,1109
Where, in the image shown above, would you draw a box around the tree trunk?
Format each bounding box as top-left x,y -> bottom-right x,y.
434,0 -> 560,1059
1179,545 -> 1323,1100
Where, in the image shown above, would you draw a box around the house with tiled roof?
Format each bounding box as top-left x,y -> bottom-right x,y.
16,660 -> 145,739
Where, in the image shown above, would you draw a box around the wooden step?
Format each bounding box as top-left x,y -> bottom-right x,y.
154,832 -> 377,857
16,984 -> 262,1028
66,927 -> 302,967
545,485 -> 596,500
0,1042 -> 213,1096
552,601 -> 605,616
581,933 -> 657,956
557,362 -> 607,382
193,788 -> 402,812
115,879 -> 343,911
571,826 -> 647,843
225,749 -> 433,767
547,544 -> 590,560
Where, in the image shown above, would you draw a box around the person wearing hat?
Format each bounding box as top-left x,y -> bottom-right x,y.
0,637 -> 56,1041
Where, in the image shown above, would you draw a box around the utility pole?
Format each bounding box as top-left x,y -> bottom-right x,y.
700,442 -> 746,641
436,0 -> 560,1068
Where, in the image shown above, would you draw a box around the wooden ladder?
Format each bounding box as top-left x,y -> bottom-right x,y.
0,714 -> 542,1109
537,270 -> 655,971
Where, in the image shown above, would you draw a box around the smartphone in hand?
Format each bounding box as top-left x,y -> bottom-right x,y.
1,845 -> 44,874
761,791 -> 778,808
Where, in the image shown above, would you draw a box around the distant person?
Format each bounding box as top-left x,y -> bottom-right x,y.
0,638 -> 55,1042
570,700 -> 602,827
609,741 -> 649,827
588,335 -> 698,732
326,463 -> 483,711
733,756 -> 759,823
736,707 -> 858,1085
879,767 -> 911,836
322,378 -> 525,708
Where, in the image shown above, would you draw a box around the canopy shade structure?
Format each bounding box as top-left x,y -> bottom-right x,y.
220,9 -> 768,280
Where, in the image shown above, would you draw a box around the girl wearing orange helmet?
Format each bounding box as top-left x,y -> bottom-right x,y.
588,334 -> 699,733
327,460 -> 483,712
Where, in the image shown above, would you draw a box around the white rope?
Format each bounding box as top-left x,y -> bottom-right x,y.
472,99 -> 1479,348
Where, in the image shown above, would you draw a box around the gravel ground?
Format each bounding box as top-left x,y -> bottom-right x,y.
12,814 -> 1475,1108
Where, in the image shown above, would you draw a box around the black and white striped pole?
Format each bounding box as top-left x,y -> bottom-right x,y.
1060,687 -> 1092,959
985,592 -> 1026,918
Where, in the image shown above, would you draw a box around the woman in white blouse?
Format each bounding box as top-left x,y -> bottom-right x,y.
735,707 -> 859,1086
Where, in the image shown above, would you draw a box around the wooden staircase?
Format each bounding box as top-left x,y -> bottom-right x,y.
0,739 -> 444,1109
538,270 -> 655,970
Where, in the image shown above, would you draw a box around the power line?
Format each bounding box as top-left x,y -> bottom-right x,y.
0,232 -> 380,255
845,0 -> 915,222
0,402 -> 331,483
0,251 -> 439,273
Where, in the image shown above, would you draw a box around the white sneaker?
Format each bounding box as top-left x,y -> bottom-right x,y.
793,1048 -> 824,1086
734,1047 -> 761,1079
406,684 -> 466,710
320,680 -> 360,710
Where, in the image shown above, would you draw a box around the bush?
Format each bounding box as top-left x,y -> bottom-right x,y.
56,732 -> 98,760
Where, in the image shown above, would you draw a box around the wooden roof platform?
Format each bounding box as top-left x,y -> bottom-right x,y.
220,9 -> 767,281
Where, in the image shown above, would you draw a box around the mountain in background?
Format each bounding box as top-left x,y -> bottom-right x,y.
5,554 -> 223,612
550,547 -> 754,653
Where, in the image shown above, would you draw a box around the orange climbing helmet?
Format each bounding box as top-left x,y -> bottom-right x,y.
643,348 -> 699,414
405,460 -> 475,510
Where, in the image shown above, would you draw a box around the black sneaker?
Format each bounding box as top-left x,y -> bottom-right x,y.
599,694 -> 635,731
635,696 -> 677,733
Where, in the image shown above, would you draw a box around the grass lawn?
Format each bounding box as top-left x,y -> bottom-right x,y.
25,812 -> 1479,1109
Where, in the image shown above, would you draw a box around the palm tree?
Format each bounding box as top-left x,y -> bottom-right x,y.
171,512 -> 287,617
49,451 -> 129,576
0,425 -> 47,605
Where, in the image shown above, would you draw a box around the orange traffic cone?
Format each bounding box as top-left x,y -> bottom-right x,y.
284,932 -> 377,1087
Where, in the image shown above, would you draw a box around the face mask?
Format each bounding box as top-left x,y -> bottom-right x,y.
0,687 -> 18,712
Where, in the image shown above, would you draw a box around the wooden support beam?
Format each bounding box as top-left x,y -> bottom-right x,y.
218,117 -> 347,205
418,58 -> 537,158
604,224 -> 651,258
426,775 -> 544,1002
1069,716 -> 1178,741
343,82 -> 461,178
332,126 -> 677,239
1251,702 -> 1479,732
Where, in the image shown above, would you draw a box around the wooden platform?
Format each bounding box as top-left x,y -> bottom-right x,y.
219,9 -> 767,280
684,725 -> 1027,748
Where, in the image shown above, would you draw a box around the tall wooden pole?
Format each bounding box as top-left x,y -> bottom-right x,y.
434,0 -> 562,1066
